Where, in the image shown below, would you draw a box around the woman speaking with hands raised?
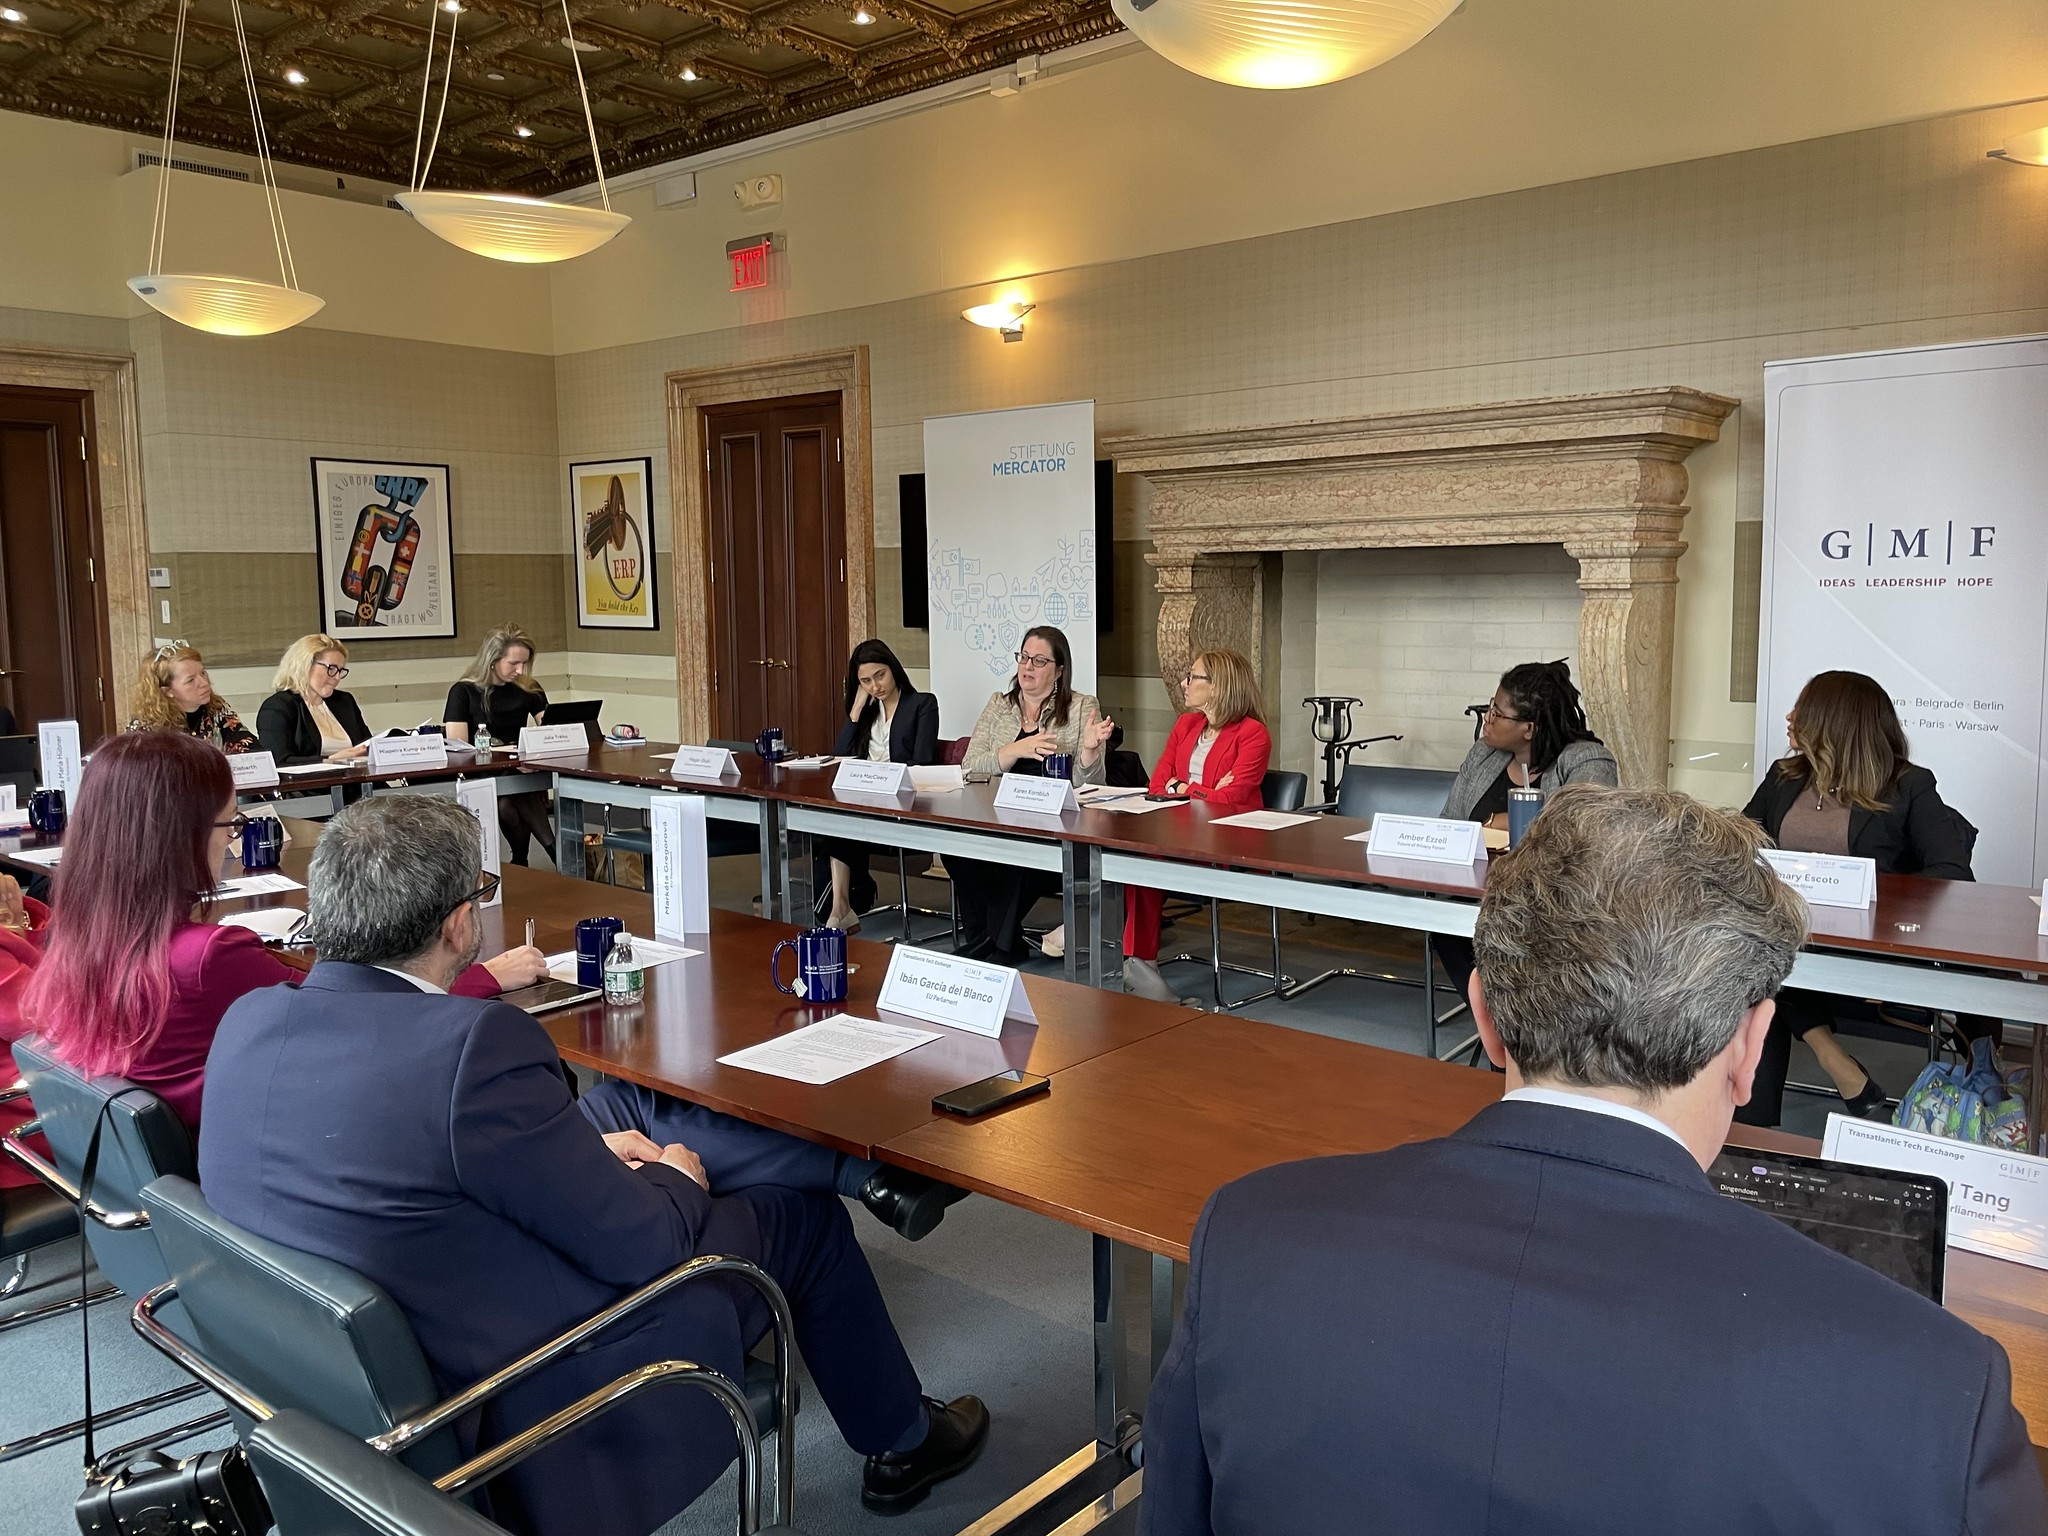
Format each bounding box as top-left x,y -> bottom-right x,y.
953,625 -> 1113,964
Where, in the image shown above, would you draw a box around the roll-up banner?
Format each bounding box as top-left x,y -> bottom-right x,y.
923,402 -> 1097,734
1757,335 -> 2048,887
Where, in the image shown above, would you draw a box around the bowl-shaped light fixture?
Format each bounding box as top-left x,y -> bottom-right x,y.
395,190 -> 630,263
1989,126 -> 2048,167
126,273 -> 326,336
963,300 -> 1034,340
1109,0 -> 1457,90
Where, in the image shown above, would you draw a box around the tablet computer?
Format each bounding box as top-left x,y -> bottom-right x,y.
1710,1145 -> 1948,1301
497,978 -> 602,1015
542,699 -> 604,747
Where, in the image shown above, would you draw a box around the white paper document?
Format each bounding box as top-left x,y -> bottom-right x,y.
1074,784 -> 1144,803
1095,797 -> 1177,815
781,756 -> 837,770
211,872 -> 305,898
10,846 -> 62,867
545,937 -> 701,983
1822,1113 -> 2048,1271
1209,809 -> 1316,831
218,907 -> 307,941
718,1015 -> 941,1085
276,763 -> 341,778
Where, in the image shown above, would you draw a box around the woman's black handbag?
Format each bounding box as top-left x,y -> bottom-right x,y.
75,1446 -> 269,1536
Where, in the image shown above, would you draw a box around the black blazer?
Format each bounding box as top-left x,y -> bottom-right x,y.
1743,760 -> 1975,879
1140,1100 -> 2046,1536
255,689 -> 372,766
831,688 -> 939,765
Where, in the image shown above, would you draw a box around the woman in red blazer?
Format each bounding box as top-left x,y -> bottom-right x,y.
1124,649 -> 1270,1002
22,731 -> 545,1139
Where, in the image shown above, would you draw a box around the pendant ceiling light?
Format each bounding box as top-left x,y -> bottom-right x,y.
1109,0 -> 1458,90
126,0 -> 324,335
394,0 -> 628,263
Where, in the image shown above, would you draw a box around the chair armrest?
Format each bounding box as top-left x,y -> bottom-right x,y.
1302,798 -> 1337,815
2,1119 -> 151,1230
134,1282 -> 273,1419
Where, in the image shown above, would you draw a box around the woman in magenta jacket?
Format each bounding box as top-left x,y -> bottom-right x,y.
22,731 -> 544,1139
1123,649 -> 1271,1003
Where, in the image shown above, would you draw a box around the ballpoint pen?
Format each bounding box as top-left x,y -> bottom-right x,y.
526,918 -> 536,950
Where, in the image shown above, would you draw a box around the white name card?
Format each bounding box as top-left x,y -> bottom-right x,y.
669,746 -> 740,781
0,785 -> 15,812
367,734 -> 448,772
518,723 -> 590,760
454,777 -> 503,908
833,759 -> 911,796
2038,881 -> 2047,938
649,793 -> 711,941
1365,813 -> 1485,865
229,750 -> 280,790
37,720 -> 82,799
1822,1113 -> 2048,1272
877,944 -> 1039,1039
993,773 -> 1077,815
0,785 -> 23,831
1759,848 -> 1877,909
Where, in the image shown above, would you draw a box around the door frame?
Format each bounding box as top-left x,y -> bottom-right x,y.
665,347 -> 873,746
0,345 -> 152,727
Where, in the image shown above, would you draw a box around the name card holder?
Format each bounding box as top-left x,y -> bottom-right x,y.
877,944 -> 1039,1039
229,750 -> 281,790
1365,813 -> 1485,865
669,746 -> 741,781
833,759 -> 912,797
2040,881 -> 2048,938
518,723 -> 590,760
993,773 -> 1077,815
1759,849 -> 1877,909
0,785 -> 24,831
37,719 -> 82,799
1823,1113 -> 2048,1272
454,779 -> 503,907
650,794 -> 711,939
367,734 -> 449,773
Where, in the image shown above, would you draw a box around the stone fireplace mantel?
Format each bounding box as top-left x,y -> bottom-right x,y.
1106,388 -> 1739,787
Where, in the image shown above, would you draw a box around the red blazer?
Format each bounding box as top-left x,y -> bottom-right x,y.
1151,713 -> 1272,814
0,900 -> 50,1189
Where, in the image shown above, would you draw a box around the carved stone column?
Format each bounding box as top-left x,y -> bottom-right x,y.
1149,552 -> 1263,711
1567,534 -> 1686,788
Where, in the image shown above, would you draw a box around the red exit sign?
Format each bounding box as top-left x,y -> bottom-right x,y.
726,235 -> 773,291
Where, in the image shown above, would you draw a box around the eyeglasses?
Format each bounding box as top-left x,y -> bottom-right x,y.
1483,704 -> 1527,724
1015,652 -> 1058,671
445,871 -> 501,918
314,661 -> 351,679
1182,670 -> 1210,684
215,813 -> 249,836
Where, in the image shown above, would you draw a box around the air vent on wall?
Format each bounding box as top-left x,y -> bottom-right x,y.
129,150 -> 253,183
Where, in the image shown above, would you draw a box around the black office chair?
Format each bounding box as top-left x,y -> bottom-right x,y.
1155,770 -> 1310,1010
1,1040 -> 226,1463
1293,764 -> 1467,1051
0,1077 -> 95,1332
137,1175 -> 799,1531
600,740 -> 762,888
0,734 -> 37,808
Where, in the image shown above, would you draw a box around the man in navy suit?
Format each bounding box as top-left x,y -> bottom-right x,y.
1140,785 -> 2047,1536
200,796 -> 986,1536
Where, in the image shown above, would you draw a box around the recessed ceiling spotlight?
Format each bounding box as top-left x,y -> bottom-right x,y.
283,67 -> 307,83
439,1 -> 461,11
486,70 -> 504,79
852,8 -> 874,22
514,124 -> 533,137
563,35 -> 598,50
679,65 -> 697,80
0,8 -> 26,21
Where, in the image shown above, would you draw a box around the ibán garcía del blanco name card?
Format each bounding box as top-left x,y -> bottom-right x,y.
877,944 -> 1039,1039
1364,813 -> 1485,865
1759,848 -> 1877,909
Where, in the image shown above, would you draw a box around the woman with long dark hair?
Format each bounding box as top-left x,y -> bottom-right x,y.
23,732 -> 540,1135
1739,670 -> 1978,1125
816,639 -> 940,930
952,625 -> 1114,963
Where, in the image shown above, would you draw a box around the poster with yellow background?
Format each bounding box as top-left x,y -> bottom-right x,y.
572,457 -> 656,629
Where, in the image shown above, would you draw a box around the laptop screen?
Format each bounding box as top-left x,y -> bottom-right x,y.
1710,1146 -> 1948,1301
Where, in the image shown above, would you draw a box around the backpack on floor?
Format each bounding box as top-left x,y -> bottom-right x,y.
1892,1035 -> 2029,1150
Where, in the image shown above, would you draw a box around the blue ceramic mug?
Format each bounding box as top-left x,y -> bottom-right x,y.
241,815 -> 285,870
575,916 -> 625,987
28,788 -> 65,836
755,727 -> 786,762
1043,752 -> 1075,782
771,925 -> 848,1004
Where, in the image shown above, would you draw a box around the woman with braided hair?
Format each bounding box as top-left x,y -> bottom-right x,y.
1434,660 -> 1619,1013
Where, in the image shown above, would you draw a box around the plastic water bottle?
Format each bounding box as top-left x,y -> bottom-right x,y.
603,931 -> 645,1005
475,726 -> 493,758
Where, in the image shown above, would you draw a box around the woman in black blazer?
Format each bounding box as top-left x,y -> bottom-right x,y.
1738,669 -> 1979,1127
817,639 -> 940,930
256,634 -> 373,766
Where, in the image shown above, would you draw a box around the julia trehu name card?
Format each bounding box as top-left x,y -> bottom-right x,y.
518,724 -> 590,760
367,734 -> 448,772
877,944 -> 1039,1039
229,750 -> 280,790
993,773 -> 1076,815
669,746 -> 741,781
833,759 -> 912,796
1758,848 -> 1877,909
1365,813 -> 1485,866
1823,1113 -> 2048,1272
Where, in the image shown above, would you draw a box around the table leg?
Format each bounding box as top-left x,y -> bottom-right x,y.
1063,842 -> 1104,988
1092,1235 -> 1179,1447
780,812 -> 815,927
554,785 -> 582,878
756,799 -> 781,922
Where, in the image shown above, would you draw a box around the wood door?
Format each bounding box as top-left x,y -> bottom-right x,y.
0,385 -> 112,741
703,394 -> 848,753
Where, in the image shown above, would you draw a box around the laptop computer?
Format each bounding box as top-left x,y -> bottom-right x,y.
1710,1144 -> 1949,1301
541,698 -> 604,747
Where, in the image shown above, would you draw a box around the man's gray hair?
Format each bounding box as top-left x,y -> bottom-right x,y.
1472,784 -> 1809,1092
308,796 -> 485,966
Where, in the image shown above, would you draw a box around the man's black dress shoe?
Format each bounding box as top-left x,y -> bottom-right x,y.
861,1395 -> 990,1512
860,1167 -> 970,1241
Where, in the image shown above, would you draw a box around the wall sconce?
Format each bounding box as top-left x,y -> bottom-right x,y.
1989,127 -> 2048,166
963,300 -> 1034,342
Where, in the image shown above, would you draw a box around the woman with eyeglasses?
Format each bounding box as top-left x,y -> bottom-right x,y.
257,634 -> 373,766
129,642 -> 256,753
444,624 -> 558,866
1123,650 -> 1271,1003
1433,660 -> 1618,1010
21,732 -> 543,1137
953,625 -> 1115,964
